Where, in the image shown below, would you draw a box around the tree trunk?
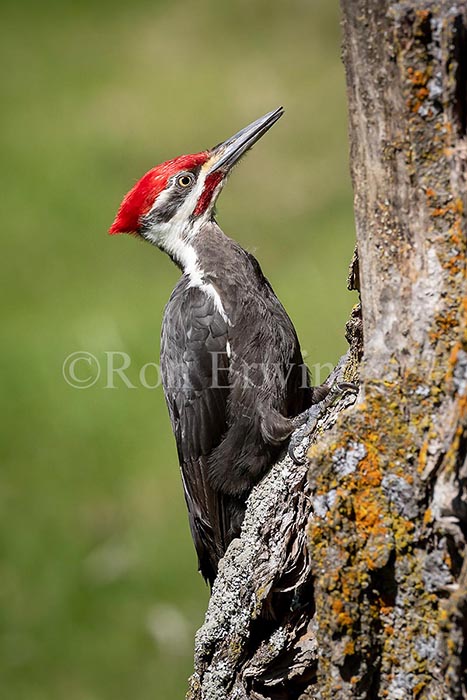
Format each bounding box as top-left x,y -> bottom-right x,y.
187,2 -> 467,698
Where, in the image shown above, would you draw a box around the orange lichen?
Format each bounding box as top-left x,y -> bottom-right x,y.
407,67 -> 428,86
418,439 -> 428,474
449,200 -> 462,216
337,611 -> 353,628
429,309 -> 460,344
432,206 -> 452,217
451,218 -> 463,246
354,493 -> 385,538
358,452 -> 383,488
414,681 -> 427,697
379,597 -> 394,616
308,350 -> 465,693
416,9 -> 430,21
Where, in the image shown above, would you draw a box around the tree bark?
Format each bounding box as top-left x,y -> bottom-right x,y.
187,2 -> 467,698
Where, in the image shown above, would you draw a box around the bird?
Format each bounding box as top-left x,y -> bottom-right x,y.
109,107 -> 334,585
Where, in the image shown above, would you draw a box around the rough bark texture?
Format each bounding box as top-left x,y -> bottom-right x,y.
187,2 -> 467,698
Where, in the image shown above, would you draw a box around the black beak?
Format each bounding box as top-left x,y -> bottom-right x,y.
207,107 -> 284,175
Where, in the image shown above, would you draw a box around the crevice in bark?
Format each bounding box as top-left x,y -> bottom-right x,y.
453,432 -> 467,535
416,8 -> 433,48
453,14 -> 467,138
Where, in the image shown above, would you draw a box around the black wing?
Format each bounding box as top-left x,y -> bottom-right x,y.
160,278 -> 243,584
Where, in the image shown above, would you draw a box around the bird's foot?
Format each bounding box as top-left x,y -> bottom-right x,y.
288,382 -> 358,465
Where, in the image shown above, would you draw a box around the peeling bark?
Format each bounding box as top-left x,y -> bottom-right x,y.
187,2 -> 467,699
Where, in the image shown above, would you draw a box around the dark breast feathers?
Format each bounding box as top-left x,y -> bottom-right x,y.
160,243 -> 311,584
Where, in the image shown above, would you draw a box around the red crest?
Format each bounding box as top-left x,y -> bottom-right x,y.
109,152 -> 209,234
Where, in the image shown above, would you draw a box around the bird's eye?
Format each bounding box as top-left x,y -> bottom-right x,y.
177,174 -> 193,188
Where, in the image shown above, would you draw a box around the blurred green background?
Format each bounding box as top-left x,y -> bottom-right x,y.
1,1 -> 354,698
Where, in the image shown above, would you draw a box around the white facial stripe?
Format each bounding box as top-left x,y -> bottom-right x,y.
147,184 -> 173,214
148,170 -> 207,223
144,170 -> 210,252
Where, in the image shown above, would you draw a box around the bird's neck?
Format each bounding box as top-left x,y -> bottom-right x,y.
168,219 -> 238,324
163,219 -> 234,282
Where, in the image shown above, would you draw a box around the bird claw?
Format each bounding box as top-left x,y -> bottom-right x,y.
288,381 -> 358,465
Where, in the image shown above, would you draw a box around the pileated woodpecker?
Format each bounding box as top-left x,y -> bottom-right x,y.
110,108 -> 332,585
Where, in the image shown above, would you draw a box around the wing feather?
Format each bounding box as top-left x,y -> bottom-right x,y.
161,279 -> 242,583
